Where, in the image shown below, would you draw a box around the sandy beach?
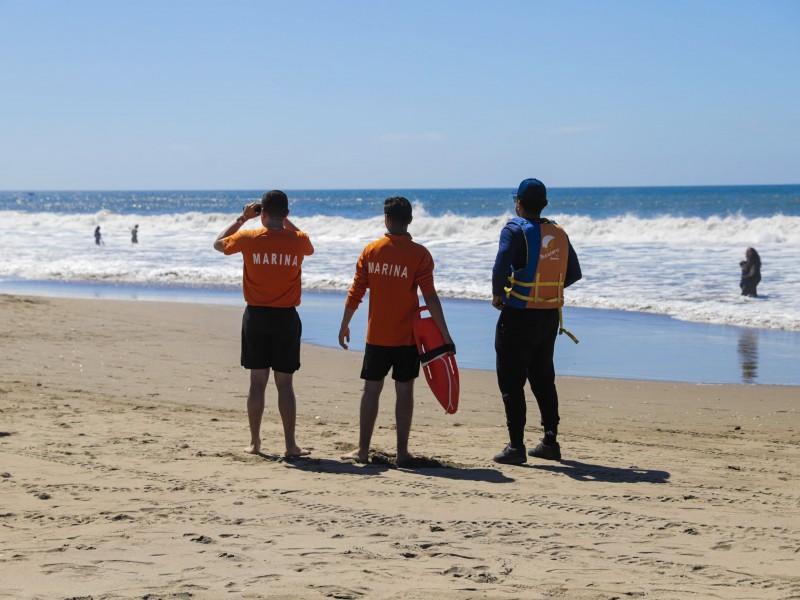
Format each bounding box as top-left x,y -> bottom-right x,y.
1,293 -> 798,600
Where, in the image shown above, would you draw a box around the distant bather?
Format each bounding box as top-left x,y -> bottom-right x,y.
740,247 -> 761,297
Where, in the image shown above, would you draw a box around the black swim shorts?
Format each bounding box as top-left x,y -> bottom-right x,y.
241,305 -> 301,372
360,343 -> 420,382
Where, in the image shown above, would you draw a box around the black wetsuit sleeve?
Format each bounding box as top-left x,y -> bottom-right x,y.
564,241 -> 582,288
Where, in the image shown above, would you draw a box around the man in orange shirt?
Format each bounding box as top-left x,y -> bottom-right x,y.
214,190 -> 314,458
338,196 -> 453,466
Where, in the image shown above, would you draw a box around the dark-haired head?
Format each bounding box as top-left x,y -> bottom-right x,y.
384,196 -> 413,227
261,190 -> 289,218
746,247 -> 761,265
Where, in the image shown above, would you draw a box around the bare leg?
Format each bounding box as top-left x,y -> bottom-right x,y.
340,379 -> 383,463
395,379 -> 415,465
245,368 -> 269,454
273,371 -> 310,457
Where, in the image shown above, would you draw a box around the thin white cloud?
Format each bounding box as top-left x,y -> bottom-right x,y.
377,132 -> 445,143
547,125 -> 606,136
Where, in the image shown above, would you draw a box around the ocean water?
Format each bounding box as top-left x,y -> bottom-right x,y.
1,185 -> 799,332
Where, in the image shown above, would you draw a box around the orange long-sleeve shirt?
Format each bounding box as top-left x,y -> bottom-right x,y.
345,233 -> 436,346
222,228 -> 314,307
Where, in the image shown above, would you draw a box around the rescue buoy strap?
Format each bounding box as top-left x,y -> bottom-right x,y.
419,343 -> 456,364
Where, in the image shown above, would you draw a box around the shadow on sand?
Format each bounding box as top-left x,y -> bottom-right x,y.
531,459 -> 670,483
236,451 -> 661,484
277,451 -> 515,483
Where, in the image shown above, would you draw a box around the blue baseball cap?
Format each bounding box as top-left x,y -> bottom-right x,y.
514,178 -> 547,203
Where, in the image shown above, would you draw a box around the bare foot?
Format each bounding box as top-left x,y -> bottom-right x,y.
396,451 -> 416,467
284,446 -> 311,458
243,441 -> 261,454
340,448 -> 369,464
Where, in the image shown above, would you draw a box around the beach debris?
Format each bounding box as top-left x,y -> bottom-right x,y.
189,534 -> 213,544
110,514 -> 133,521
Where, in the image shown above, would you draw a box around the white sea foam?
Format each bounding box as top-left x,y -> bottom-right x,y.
2,210 -> 799,331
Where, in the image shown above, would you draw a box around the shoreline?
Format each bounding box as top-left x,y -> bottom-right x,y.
2,280 -> 800,385
1,293 -> 798,599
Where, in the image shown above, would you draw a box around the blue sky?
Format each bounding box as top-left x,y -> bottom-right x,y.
1,0 -> 798,190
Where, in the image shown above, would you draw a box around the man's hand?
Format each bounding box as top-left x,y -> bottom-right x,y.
338,325 -> 350,350
492,295 -> 505,310
242,202 -> 261,220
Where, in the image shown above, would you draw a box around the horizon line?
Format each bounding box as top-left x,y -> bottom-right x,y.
2,182 -> 799,194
